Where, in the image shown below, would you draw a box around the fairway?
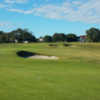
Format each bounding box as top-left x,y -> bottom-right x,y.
0,43 -> 100,100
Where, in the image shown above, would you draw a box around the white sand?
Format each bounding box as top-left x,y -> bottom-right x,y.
29,55 -> 59,60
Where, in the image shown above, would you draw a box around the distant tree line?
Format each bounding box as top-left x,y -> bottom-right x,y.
0,27 -> 100,43
43,33 -> 78,42
43,27 -> 100,42
0,28 -> 79,43
0,28 -> 37,43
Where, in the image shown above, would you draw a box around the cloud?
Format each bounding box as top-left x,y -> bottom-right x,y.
8,8 -> 34,14
4,0 -> 28,4
0,22 -> 15,29
32,0 -> 100,23
1,0 -> 100,24
0,3 -> 7,8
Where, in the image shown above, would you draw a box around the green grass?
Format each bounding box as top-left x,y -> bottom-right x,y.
0,43 -> 100,100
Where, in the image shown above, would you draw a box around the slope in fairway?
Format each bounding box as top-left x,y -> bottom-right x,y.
0,43 -> 100,100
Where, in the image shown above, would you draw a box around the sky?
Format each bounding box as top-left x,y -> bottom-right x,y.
0,0 -> 100,37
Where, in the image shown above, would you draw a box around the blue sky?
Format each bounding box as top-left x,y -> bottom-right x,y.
0,0 -> 100,37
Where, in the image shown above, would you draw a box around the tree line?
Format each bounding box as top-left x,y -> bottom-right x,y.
41,27 -> 100,42
0,27 -> 100,43
43,33 -> 78,42
0,28 -> 37,43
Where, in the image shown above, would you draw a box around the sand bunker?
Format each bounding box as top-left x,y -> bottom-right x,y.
29,55 -> 58,60
17,51 -> 58,60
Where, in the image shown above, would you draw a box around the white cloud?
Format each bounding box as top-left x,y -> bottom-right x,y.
32,0 -> 100,23
5,0 -> 28,4
0,3 -> 7,8
72,1 -> 82,6
8,8 -> 34,14
0,22 -> 15,29
1,0 -> 100,24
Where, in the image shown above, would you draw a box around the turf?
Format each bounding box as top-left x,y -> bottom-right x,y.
0,43 -> 100,100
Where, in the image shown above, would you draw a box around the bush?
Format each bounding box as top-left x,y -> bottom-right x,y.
63,43 -> 70,47
48,44 -> 58,47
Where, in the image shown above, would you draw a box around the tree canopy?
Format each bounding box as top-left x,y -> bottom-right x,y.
53,33 -> 66,42
43,35 -> 52,42
66,34 -> 78,42
1,27 -> 100,43
0,28 -> 37,43
86,27 -> 100,42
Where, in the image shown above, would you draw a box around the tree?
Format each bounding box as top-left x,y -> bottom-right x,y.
53,33 -> 66,42
1,34 -> 9,43
9,28 -> 37,43
86,27 -> 100,42
0,31 -> 9,43
66,33 -> 78,42
0,29 -> 37,43
0,31 -> 4,43
43,35 -> 52,42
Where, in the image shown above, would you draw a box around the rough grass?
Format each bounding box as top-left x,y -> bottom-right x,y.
0,43 -> 100,100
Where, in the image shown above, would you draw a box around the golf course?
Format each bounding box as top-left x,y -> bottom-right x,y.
0,43 -> 100,100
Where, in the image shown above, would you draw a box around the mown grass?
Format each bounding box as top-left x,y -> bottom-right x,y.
0,43 -> 100,100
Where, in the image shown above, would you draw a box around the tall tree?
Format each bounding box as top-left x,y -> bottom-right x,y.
0,31 -> 9,43
66,33 -> 78,42
86,27 -> 100,42
43,35 -> 52,42
0,31 -> 4,43
53,33 -> 66,42
9,28 -> 37,42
